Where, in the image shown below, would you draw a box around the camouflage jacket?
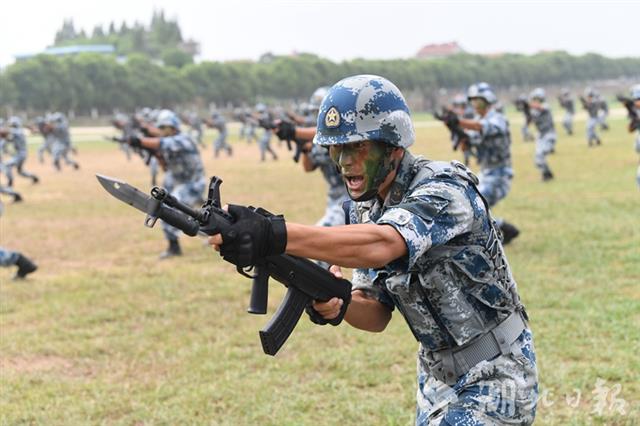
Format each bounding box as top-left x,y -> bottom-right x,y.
159,133 -> 205,183
348,152 -> 525,352
469,109 -> 512,170
530,104 -> 556,136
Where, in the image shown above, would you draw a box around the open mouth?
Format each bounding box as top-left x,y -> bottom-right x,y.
344,175 -> 365,191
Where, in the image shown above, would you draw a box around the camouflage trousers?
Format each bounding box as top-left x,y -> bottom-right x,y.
477,167 -> 513,208
161,173 -> 206,241
586,117 -> 600,146
38,136 -> 53,163
4,152 -> 38,183
52,141 -> 78,169
562,112 -> 573,135
0,247 -> 19,267
534,132 -> 556,174
213,130 -> 232,157
259,130 -> 277,161
416,329 -> 538,425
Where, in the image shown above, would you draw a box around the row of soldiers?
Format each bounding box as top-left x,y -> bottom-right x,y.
439,84 -> 640,189
518,87 -> 609,146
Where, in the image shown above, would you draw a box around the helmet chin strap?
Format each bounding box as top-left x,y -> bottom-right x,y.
348,146 -> 398,202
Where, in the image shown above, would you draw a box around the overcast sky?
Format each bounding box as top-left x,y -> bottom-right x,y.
2,1 -> 639,67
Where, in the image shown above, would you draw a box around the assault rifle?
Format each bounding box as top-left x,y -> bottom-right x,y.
514,98 -> 532,124
617,95 -> 639,131
96,174 -> 352,356
616,95 -> 638,120
433,107 -> 470,152
259,118 -> 309,163
103,135 -> 166,169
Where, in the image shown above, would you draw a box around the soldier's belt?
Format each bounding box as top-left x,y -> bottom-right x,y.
427,310 -> 527,385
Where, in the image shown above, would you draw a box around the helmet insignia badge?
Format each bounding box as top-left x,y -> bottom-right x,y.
325,107 -> 340,128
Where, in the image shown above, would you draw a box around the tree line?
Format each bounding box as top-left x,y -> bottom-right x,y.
1,51 -> 639,115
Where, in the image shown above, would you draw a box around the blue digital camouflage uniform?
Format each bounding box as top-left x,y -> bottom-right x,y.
584,101 -> 601,146
51,115 -> 79,170
346,152 -> 538,425
530,103 -> 556,178
596,96 -> 609,130
468,109 -> 513,208
211,114 -> 232,157
2,127 -> 38,185
189,113 -> 204,146
559,95 -> 575,135
158,133 -> 206,241
258,112 -> 277,161
0,247 -> 19,267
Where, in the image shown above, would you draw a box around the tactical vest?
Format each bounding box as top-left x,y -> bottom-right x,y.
354,157 -> 525,353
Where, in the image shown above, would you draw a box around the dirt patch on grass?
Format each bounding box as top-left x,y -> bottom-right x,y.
0,355 -> 93,378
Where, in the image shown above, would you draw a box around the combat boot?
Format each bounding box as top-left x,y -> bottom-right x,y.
13,254 -> 37,280
13,193 -> 23,203
159,239 -> 182,259
32,176 -> 39,184
542,170 -> 554,181
499,222 -> 520,245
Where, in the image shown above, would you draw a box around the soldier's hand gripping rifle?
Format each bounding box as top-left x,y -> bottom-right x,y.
260,118 -> 310,162
433,108 -> 470,152
96,174 -> 352,356
104,135 -> 166,169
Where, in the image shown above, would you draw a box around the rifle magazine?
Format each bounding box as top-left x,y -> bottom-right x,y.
259,287 -> 309,356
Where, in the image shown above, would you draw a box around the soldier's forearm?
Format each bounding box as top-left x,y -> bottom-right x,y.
285,222 -> 407,268
344,290 -> 392,332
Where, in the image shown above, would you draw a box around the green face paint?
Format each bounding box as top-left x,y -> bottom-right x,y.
329,140 -> 390,201
471,98 -> 488,115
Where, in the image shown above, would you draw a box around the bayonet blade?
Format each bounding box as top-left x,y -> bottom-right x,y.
96,174 -> 152,213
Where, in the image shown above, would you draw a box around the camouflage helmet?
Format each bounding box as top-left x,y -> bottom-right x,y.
631,84 -> 640,100
255,103 -> 267,113
583,87 -> 596,98
529,87 -> 546,102
309,86 -> 329,111
156,109 -> 181,130
8,116 -> 22,127
452,94 -> 467,107
467,82 -> 497,104
314,74 -> 415,149
561,87 -> 570,96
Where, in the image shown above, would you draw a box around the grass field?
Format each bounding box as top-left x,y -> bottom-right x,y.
1,112 -> 638,425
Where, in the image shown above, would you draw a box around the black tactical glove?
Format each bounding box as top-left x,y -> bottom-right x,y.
275,121 -> 296,141
444,111 -> 460,128
220,205 -> 287,267
129,135 -> 142,148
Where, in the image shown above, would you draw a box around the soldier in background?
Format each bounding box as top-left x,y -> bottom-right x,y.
459,82 -> 520,244
255,104 -> 278,162
514,94 -> 534,142
206,111 -> 233,158
50,112 -> 80,170
596,94 -> 610,131
581,87 -> 602,147
451,94 -> 477,166
558,88 -> 575,135
124,109 -> 206,258
621,84 -> 640,188
529,88 -> 556,181
0,117 -> 39,186
0,199 -> 36,280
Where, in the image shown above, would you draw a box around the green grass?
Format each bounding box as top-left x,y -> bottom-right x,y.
1,113 -> 638,425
